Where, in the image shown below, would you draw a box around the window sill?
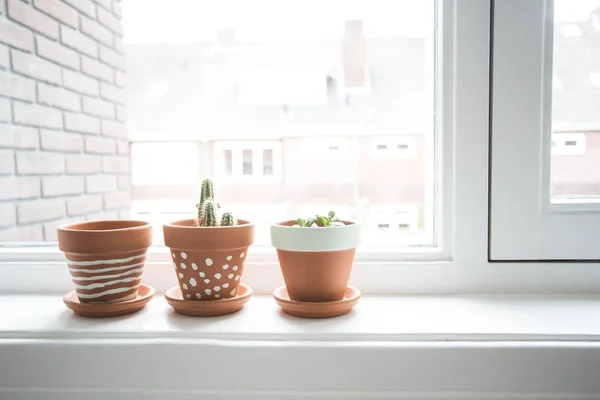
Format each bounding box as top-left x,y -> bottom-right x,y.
1,294 -> 600,398
3,293 -> 600,341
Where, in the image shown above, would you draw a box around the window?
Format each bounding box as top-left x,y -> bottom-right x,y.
490,0 -> 600,260
8,0 -> 600,295
213,141 -> 282,184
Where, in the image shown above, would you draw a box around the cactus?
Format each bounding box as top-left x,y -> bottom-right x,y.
221,212 -> 235,227
197,178 -> 215,222
193,177 -> 237,227
201,200 -> 218,227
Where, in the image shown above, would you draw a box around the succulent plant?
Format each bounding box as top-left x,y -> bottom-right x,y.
296,210 -> 342,227
221,212 -> 235,227
193,177 -> 237,227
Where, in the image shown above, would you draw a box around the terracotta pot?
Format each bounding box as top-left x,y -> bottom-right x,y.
163,219 -> 254,301
270,219 -> 360,302
57,220 -> 153,304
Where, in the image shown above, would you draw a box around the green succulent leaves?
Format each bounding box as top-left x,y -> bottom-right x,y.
295,211 -> 340,227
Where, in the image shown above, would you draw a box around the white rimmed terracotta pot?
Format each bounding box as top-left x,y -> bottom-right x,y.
270,220 -> 360,302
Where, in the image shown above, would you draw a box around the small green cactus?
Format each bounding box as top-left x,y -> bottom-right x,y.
193,177 -> 237,227
201,200 -> 218,227
196,178 -> 215,222
221,212 -> 235,227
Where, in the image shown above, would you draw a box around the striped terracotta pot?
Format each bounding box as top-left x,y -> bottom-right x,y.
163,219 -> 254,301
57,220 -> 153,304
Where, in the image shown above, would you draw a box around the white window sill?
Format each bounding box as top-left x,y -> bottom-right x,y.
2,294 -> 600,399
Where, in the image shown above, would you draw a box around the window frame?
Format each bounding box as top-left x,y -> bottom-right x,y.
489,0 -> 600,260
5,0 -> 600,295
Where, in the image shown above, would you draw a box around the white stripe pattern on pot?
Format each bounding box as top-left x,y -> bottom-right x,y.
71,267 -> 145,281
68,261 -> 146,274
76,286 -> 137,299
74,276 -> 142,290
65,253 -> 147,266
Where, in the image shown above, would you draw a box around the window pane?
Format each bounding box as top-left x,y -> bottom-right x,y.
223,150 -> 233,175
123,0 -> 437,249
551,0 -> 600,200
263,149 -> 273,175
242,150 -> 253,175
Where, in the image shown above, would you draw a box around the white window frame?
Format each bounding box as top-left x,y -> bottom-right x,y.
4,0 -> 600,296
213,141 -> 282,184
490,0 -> 600,260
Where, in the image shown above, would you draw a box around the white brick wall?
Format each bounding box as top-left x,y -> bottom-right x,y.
0,0 -> 130,241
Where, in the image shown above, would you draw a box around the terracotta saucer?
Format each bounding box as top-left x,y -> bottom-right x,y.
165,283 -> 253,317
273,285 -> 361,318
63,284 -> 155,318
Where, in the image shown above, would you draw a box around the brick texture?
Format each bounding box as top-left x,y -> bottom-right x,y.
0,18 -> 34,51
17,198 -> 66,224
60,24 -> 97,57
40,129 -> 83,152
66,194 -> 102,216
13,101 -> 63,129
0,44 -> 9,69
0,0 -> 130,241
42,175 -> 84,196
38,83 -> 81,111
7,0 -> 59,39
36,34 -> 79,70
64,112 -> 100,134
33,0 -> 78,28
63,69 -> 99,95
66,154 -> 102,174
80,14 -> 112,46
11,49 -> 61,84
85,174 -> 117,193
0,70 -> 36,101
16,151 -> 65,174
0,125 -> 39,149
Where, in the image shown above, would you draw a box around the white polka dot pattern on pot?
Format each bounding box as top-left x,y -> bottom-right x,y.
199,271 -> 205,278
180,263 -> 186,269
215,294 -> 220,298
191,263 -> 198,270
235,275 -> 240,281
232,265 -> 238,271
214,286 -> 221,292
204,279 -> 210,284
205,258 -> 213,266
181,252 -> 187,259
214,273 -> 221,279
222,283 -> 229,288
240,252 -> 244,258
195,293 -> 201,299
205,288 -> 211,295
183,283 -> 188,290
178,272 -> 184,278
189,277 -> 197,287
226,255 -> 232,260
228,273 -> 234,279
172,253 -> 176,258
222,264 -> 229,270
186,294 -> 191,299
230,289 -> 236,296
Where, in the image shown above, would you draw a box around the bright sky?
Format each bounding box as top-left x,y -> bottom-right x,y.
122,0 -> 433,43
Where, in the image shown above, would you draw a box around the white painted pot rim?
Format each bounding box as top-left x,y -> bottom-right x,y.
270,220 -> 360,252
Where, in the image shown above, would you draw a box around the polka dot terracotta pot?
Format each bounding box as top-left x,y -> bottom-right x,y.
270,219 -> 360,302
163,219 -> 254,301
